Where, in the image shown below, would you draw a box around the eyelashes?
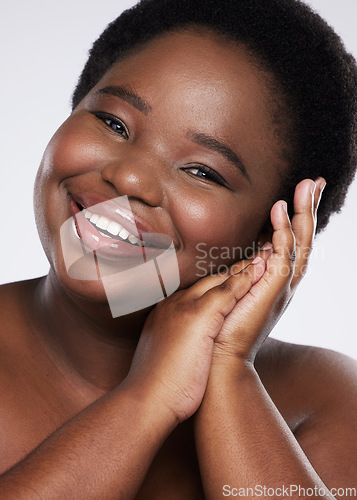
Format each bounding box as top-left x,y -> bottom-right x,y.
182,165 -> 227,187
93,112 -> 228,187
94,112 -> 129,139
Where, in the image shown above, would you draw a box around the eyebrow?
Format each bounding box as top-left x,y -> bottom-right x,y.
187,131 -> 250,181
93,87 -> 249,179
93,86 -> 152,115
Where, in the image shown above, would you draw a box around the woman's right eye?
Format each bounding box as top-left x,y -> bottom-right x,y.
94,112 -> 129,139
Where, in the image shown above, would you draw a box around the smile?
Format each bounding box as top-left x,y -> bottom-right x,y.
70,201 -> 147,260
65,195 -> 174,264
84,209 -> 144,247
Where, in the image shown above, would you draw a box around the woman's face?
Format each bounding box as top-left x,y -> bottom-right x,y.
34,30 -> 289,302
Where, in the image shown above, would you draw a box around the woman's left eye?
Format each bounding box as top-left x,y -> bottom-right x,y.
94,112 -> 129,139
183,165 -> 227,187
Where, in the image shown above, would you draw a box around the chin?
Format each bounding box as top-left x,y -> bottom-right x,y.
49,257 -> 111,305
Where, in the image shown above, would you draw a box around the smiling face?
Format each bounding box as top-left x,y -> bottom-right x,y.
34,29 -> 291,302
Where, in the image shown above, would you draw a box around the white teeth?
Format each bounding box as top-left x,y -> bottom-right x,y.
96,216 -> 110,231
83,209 -> 144,246
128,235 -> 140,245
107,221 -> 121,236
119,228 -> 129,240
89,213 -> 99,224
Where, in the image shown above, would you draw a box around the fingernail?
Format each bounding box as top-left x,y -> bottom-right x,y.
316,180 -> 326,211
281,201 -> 288,214
311,182 -> 316,195
251,256 -> 263,265
260,242 -> 273,251
320,181 -> 327,194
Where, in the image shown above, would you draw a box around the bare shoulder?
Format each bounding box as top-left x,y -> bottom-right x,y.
0,278 -> 42,345
256,336 -> 357,389
0,278 -> 46,382
256,337 -> 357,416
256,338 -> 357,482
0,278 -> 38,309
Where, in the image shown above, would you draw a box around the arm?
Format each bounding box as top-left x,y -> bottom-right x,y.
194,361 -> 334,499
0,236 -> 266,498
194,179 -> 355,498
0,382 -> 177,499
194,350 -> 357,499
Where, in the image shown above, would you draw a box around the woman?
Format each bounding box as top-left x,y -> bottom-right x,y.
0,0 -> 356,498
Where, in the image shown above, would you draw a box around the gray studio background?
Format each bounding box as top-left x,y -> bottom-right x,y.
1,1 -> 356,358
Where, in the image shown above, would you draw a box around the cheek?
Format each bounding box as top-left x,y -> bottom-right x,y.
172,190 -> 263,274
33,119 -> 106,262
38,119 -> 103,183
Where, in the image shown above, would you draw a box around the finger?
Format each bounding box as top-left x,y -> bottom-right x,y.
314,177 -> 327,216
195,257 -> 266,337
228,244 -> 273,273
290,179 -> 316,289
183,261 -> 248,300
290,177 -> 326,289
214,206 -> 294,339
265,200 -> 296,289
185,244 -> 274,300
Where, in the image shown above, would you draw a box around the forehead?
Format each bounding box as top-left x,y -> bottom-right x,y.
87,29 -> 289,188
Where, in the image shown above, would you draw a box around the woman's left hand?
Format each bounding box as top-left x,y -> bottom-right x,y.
193,177 -> 326,365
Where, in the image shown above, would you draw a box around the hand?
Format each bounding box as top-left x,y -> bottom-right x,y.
187,177 -> 326,366
125,255 -> 266,424
212,177 -> 326,364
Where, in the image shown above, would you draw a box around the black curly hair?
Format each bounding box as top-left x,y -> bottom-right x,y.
72,0 -> 357,233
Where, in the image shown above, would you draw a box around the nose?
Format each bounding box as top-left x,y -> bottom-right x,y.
100,151 -> 165,207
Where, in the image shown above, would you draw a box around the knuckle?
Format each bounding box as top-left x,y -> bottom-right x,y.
179,299 -> 200,319
230,261 -> 247,275
218,278 -> 235,293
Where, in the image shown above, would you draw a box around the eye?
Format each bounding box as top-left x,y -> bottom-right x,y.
94,112 -> 129,139
182,164 -> 227,187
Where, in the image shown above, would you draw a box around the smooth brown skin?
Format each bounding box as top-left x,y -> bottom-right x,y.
0,30 -> 356,499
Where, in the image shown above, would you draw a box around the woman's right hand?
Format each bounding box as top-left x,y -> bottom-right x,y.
124,256 -> 267,424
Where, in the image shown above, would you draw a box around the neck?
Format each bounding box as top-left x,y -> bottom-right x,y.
29,269 -> 151,393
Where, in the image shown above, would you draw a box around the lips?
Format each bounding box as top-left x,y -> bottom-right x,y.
73,193 -> 146,234
67,193 -> 173,261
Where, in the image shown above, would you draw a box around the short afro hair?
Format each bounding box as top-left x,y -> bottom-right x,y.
72,0 -> 357,233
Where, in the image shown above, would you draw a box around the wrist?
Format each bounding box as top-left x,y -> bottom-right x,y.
210,350 -> 256,377
194,357 -> 260,430
202,356 -> 260,403
118,377 -> 180,435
